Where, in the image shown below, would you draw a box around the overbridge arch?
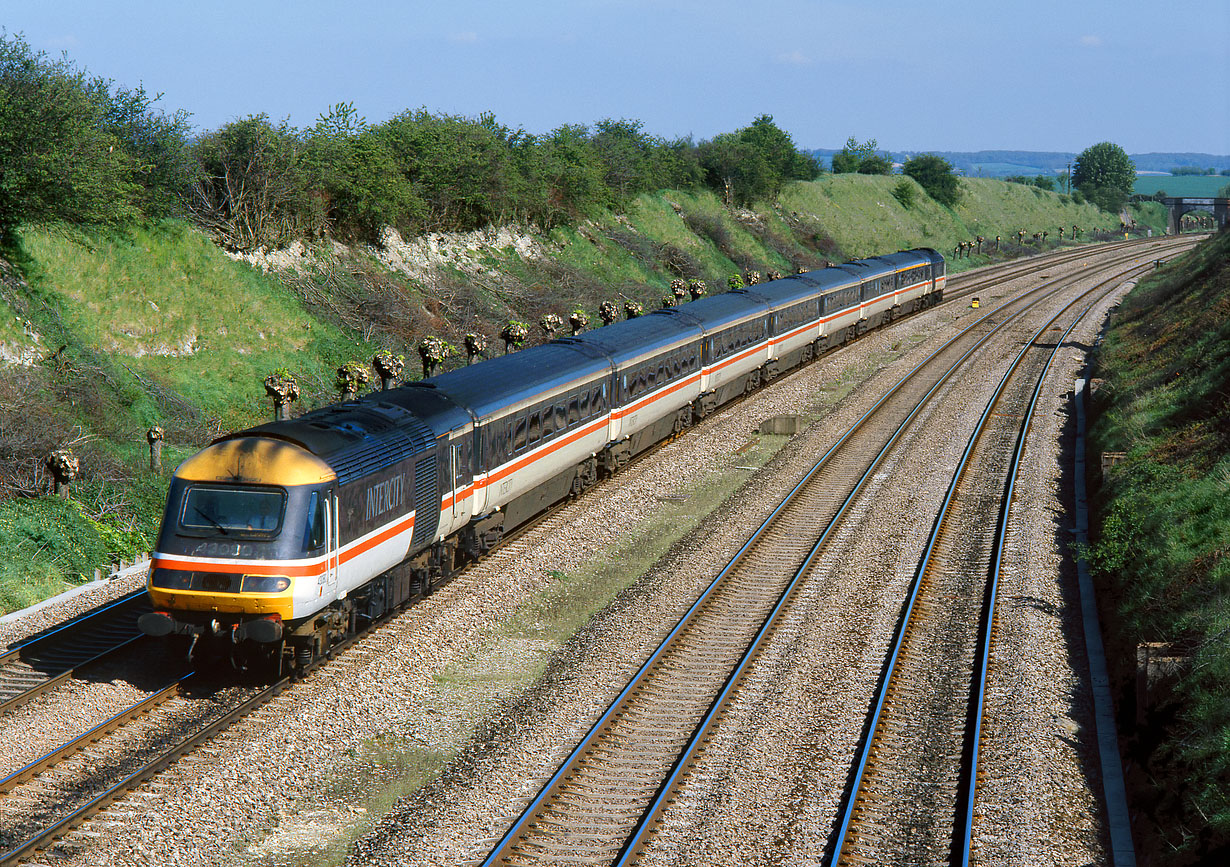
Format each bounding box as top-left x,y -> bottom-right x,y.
1161,197 -> 1229,233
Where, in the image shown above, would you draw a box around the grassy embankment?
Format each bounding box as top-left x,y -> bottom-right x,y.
1087,229 -> 1230,865
0,175 -> 1127,612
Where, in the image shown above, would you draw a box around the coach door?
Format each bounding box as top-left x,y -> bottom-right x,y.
322,488 -> 339,597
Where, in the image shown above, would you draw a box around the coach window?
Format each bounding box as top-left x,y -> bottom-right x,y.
578,389 -> 590,420
542,404 -> 554,439
514,414 -> 527,453
568,395 -> 580,426
555,402 -> 568,431
528,411 -> 541,445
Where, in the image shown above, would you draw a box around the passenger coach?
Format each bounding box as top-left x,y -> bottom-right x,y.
140,248 -> 945,673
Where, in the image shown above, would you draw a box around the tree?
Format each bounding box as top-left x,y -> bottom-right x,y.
698,115 -> 818,206
738,115 -> 819,185
0,32 -> 140,241
856,154 -> 893,175
303,102 -> 418,242
903,154 -> 961,206
97,82 -> 194,218
831,137 -> 881,173
590,118 -> 657,207
698,133 -> 773,206
1071,142 -> 1135,213
187,115 -> 312,250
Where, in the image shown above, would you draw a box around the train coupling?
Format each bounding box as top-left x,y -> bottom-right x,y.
138,611 -> 284,643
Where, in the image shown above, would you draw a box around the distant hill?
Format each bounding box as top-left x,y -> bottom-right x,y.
810,149 -> 1230,177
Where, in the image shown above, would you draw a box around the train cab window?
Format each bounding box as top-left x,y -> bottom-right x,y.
305,491 -> 325,549
180,485 -> 285,536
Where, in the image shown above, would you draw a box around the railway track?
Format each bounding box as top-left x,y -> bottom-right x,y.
941,234 -> 1182,304
827,266 -> 1154,866
0,235 -> 1193,865
478,243 -> 1190,866
0,655 -> 327,864
0,592 -> 149,716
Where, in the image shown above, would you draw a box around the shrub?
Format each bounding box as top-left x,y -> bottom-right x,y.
892,179 -> 917,208
902,154 -> 961,207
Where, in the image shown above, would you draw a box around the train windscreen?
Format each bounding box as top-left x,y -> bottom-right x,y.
179,486 -> 285,535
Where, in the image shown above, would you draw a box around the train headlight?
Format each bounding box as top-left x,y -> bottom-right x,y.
240,575 -> 292,593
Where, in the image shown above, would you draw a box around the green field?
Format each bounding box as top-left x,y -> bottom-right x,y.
1133,175 -> 1229,197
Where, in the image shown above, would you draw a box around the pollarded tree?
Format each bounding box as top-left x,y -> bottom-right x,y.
903,154 -> 961,207
1071,142 -> 1135,213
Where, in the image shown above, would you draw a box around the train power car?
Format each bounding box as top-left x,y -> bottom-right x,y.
139,248 -> 944,673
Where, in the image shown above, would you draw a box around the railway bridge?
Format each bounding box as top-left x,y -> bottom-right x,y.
1160,196 -> 1229,233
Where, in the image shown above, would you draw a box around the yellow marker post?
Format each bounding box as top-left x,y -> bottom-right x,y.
971,297 -> 980,308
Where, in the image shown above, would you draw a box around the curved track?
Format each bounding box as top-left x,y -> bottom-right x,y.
828,266 -> 1152,867
479,243 -> 1189,867
0,235 -> 1195,866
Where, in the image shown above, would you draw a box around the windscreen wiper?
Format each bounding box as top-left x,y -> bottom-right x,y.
194,506 -> 229,535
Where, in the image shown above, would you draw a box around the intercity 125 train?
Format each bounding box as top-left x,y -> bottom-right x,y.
139,249 -> 945,672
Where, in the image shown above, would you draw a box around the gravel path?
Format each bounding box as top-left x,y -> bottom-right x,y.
0,247 -> 1154,867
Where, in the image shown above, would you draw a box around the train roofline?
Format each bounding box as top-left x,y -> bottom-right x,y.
176,436 -> 336,486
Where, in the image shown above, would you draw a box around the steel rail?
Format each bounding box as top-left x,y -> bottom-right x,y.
942,235 -> 1187,303
609,243 -> 1193,867
0,592 -> 149,716
956,284 -> 1099,867
0,676 -> 189,796
829,260 -> 1157,867
480,244 -> 1174,867
0,618 -> 380,867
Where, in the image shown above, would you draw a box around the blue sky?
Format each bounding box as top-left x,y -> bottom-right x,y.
3,0 -> 1227,154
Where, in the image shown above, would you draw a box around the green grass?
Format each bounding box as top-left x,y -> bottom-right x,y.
779,175 -> 1119,268
1088,229 -> 1230,864
0,485 -> 152,609
19,223 -> 379,432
